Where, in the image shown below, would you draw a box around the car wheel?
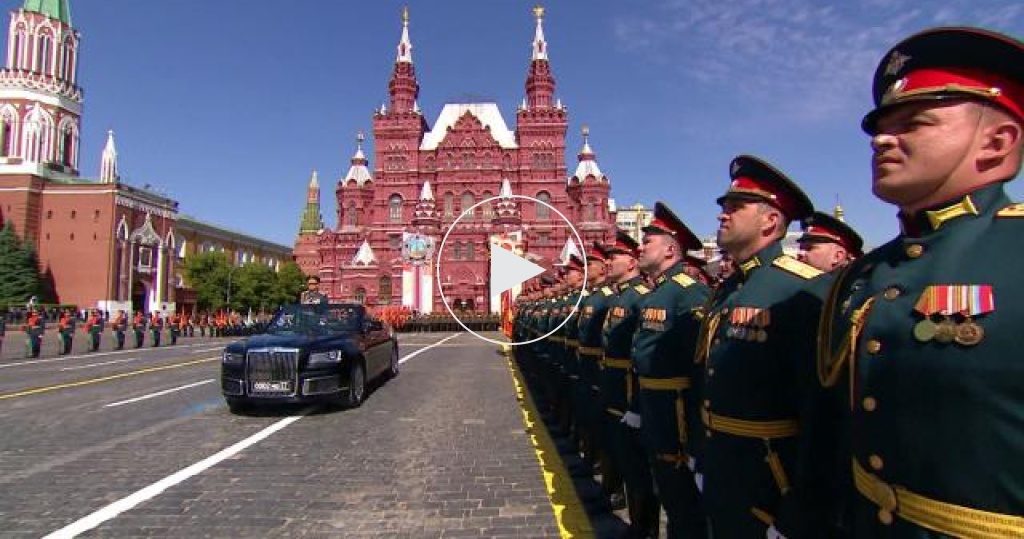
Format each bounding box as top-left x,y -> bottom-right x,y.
388,345 -> 400,379
226,398 -> 251,415
343,361 -> 366,408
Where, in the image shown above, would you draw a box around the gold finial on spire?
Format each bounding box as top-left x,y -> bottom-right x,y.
402,6 -> 409,24
833,195 -> 845,222
533,5 -> 545,20
581,124 -> 589,138
357,131 -> 365,144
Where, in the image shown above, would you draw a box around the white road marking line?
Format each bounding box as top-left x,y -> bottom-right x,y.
103,380 -> 215,408
398,333 -> 460,364
41,412 -> 309,539
61,358 -> 138,371
0,341 -> 226,369
43,333 -> 456,537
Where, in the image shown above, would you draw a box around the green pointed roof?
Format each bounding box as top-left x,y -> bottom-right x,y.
22,0 -> 72,25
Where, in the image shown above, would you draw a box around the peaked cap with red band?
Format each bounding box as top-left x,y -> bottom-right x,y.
566,254 -> 586,272
863,27 -> 1024,134
587,242 -> 612,263
642,201 -> 702,251
717,155 -> 814,222
605,229 -> 639,257
799,211 -> 864,257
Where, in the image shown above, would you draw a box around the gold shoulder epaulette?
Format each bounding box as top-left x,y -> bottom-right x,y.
996,203 -> 1024,217
601,286 -> 614,296
634,284 -> 651,295
671,273 -> 696,288
773,256 -> 822,280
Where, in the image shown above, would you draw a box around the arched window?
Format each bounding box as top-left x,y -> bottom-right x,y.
461,191 -> 475,220
37,34 -> 53,74
444,192 -> 454,218
481,191 -> 494,219
388,194 -> 403,223
453,243 -> 462,260
346,201 -> 357,226
379,276 -> 392,304
354,287 -> 367,304
466,241 -> 475,261
536,191 -> 551,220
585,201 -> 596,221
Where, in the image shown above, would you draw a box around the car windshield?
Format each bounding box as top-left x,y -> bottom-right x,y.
265,304 -> 363,336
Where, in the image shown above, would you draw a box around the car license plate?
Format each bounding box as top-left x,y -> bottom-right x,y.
253,381 -> 291,391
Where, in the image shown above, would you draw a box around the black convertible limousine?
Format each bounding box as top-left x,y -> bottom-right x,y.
221,303 -> 398,413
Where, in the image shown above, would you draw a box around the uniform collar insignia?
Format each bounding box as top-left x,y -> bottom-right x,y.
925,195 -> 979,231
739,256 -> 761,277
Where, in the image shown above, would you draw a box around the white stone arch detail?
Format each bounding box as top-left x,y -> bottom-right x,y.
163,227 -> 176,250
115,214 -> 129,241
129,213 -> 163,247
22,104 -> 54,163
0,104 -> 19,157
56,114 -> 78,167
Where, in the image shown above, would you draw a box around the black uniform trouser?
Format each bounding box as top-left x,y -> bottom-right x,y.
60,332 -> 72,355
169,329 -> 178,345
151,329 -> 161,347
115,331 -> 125,350
133,330 -> 144,348
610,416 -> 660,538
638,388 -> 708,539
89,331 -> 100,351
26,334 -> 41,357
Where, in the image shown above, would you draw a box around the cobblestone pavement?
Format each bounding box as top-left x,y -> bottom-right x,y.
0,332 -> 565,538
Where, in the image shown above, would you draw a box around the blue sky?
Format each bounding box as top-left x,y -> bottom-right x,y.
29,0 -> 1024,248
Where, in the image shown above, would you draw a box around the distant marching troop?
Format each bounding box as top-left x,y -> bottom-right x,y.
514,26 -> 1024,539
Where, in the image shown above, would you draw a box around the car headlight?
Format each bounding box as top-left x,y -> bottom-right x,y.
222,351 -> 244,365
308,350 -> 342,366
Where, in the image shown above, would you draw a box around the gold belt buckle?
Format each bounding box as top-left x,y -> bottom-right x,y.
872,476 -> 898,512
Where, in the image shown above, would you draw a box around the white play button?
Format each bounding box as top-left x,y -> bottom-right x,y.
489,242 -> 546,297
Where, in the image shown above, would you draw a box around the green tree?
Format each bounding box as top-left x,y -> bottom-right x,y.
182,251 -> 232,312
230,262 -> 277,314
0,221 -> 41,306
273,261 -> 307,306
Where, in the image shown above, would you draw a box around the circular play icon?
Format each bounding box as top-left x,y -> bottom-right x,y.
435,194 -> 587,346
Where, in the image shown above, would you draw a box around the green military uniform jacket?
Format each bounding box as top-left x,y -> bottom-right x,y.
577,284 -> 614,389
819,184 -> 1024,538
559,292 -> 582,377
697,240 -> 825,537
600,276 -> 650,416
631,262 -> 710,460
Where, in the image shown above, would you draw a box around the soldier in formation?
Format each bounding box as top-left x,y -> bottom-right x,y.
132,311 -> 146,348
112,310 -> 128,350
84,309 -> 103,352
24,307 -> 43,358
57,308 -> 75,355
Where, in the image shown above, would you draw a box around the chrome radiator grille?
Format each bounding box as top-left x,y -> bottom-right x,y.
247,348 -> 299,396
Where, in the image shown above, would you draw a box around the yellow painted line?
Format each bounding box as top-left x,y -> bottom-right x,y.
502,344 -> 593,539
0,357 -> 219,401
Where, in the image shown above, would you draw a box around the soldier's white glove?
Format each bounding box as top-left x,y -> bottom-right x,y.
621,411 -> 643,429
766,525 -> 787,539
694,472 -> 704,493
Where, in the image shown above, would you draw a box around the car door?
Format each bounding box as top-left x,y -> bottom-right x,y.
362,316 -> 388,378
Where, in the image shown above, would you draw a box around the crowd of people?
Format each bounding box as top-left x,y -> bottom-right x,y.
513,26 -> 1023,538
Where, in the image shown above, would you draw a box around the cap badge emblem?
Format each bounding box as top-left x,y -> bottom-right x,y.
884,51 -> 911,76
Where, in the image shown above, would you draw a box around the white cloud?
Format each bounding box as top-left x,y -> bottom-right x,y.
611,0 -> 1023,125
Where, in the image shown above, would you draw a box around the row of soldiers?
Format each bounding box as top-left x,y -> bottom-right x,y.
10,309 -> 190,358
516,26 -> 1024,538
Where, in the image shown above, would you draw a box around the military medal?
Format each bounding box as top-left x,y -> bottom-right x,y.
934,318 -> 956,343
756,329 -> 768,343
913,319 -> 937,342
914,284 -> 995,345
954,319 -> 984,346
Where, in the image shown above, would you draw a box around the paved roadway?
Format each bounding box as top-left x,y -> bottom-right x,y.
0,332 -> 569,538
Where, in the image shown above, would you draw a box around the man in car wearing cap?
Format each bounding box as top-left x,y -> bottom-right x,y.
632,201 -> 711,537
696,155 -> 826,537
601,230 -> 661,537
818,27 -> 1024,538
797,211 -> 864,274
